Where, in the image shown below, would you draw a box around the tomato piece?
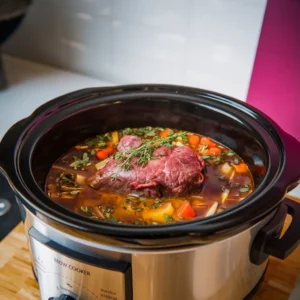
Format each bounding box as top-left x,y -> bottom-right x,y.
208,147 -> 221,156
159,129 -> 170,137
96,147 -> 114,160
188,135 -> 200,146
200,137 -> 216,148
177,200 -> 196,219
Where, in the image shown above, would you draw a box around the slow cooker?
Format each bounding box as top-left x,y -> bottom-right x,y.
0,85 -> 299,300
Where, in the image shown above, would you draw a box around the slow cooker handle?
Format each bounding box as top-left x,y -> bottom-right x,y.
250,198 -> 300,265
277,129 -> 300,192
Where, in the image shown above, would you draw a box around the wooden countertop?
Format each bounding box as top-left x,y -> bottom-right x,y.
0,197 -> 299,300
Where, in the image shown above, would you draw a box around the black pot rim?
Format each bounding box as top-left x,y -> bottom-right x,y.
1,84 -> 300,239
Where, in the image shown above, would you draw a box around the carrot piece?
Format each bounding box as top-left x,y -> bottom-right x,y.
159,129 -> 169,137
202,149 -> 210,155
177,200 -> 197,219
208,147 -> 221,156
188,135 -> 200,146
232,162 -> 248,173
200,137 -> 216,148
96,147 -> 114,160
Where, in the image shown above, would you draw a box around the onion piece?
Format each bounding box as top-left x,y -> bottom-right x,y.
221,189 -> 230,203
221,162 -> 232,174
93,207 -> 105,219
229,171 -> 236,181
205,202 -> 218,217
75,174 -> 86,185
95,157 -> 111,170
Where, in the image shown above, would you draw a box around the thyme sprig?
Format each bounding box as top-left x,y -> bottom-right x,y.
112,131 -> 187,179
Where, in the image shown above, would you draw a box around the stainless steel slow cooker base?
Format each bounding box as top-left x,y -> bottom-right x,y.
23,205 -> 273,300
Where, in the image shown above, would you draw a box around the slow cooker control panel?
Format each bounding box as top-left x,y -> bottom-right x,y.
29,228 -> 132,300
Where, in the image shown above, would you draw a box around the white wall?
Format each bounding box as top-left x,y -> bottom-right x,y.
3,0 -> 267,100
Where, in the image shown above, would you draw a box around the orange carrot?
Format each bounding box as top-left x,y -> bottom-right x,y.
200,137 -> 216,148
202,149 -> 210,155
96,147 -> 114,160
232,163 -> 248,173
208,147 -> 221,156
188,135 -> 200,146
159,129 -> 170,137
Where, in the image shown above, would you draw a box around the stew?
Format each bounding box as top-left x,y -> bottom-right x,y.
46,127 -> 254,225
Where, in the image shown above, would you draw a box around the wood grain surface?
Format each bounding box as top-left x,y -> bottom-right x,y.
0,198 -> 299,300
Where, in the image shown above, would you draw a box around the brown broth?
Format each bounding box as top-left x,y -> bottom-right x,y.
46,127 -> 254,225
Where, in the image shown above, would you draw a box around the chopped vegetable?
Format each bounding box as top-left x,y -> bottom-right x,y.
232,162 -> 248,173
188,135 -> 200,146
95,157 -> 112,170
177,200 -> 196,219
239,184 -> 250,193
221,162 -> 233,174
200,137 -> 216,148
221,189 -> 230,203
205,202 -> 218,217
141,202 -> 175,223
80,206 -> 88,213
111,131 -> 119,144
70,153 -> 91,169
70,190 -> 80,195
96,147 -> 114,160
75,174 -> 86,185
208,147 -> 221,156
159,128 -> 170,137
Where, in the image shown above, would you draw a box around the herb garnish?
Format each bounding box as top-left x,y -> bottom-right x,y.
199,144 -> 208,153
111,131 -> 187,179
163,214 -> 174,223
69,153 -> 91,169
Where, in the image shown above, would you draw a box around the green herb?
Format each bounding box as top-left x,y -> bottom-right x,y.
222,152 -> 235,157
163,214 -> 174,223
90,149 -> 96,155
80,206 -> 88,213
144,129 -> 156,137
168,129 -> 174,136
110,216 -> 118,223
85,140 -> 95,146
199,144 -> 208,153
115,152 -> 125,161
136,207 -> 143,212
104,133 -> 111,140
214,156 -> 224,165
151,203 -> 160,209
70,190 -> 80,195
123,128 -> 133,135
98,141 -> 106,147
57,173 -> 78,189
105,208 -> 111,219
69,153 -> 91,169
182,134 -> 188,144
111,131 -> 187,178
201,155 -> 211,160
140,197 -> 147,201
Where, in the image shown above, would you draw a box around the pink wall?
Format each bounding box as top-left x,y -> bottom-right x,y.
247,0 -> 300,141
